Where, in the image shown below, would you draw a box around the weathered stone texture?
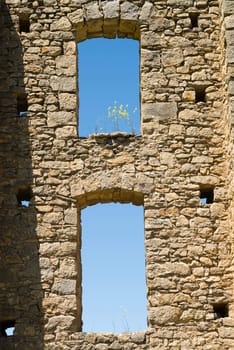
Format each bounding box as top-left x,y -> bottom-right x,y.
0,0 -> 234,349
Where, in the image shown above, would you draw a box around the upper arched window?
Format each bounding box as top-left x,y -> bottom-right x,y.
78,38 -> 140,137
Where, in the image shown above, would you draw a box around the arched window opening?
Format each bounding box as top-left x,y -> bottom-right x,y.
78,38 -> 140,137
81,202 -> 147,333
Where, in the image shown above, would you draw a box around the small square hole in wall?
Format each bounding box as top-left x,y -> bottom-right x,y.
19,14 -> 30,33
17,93 -> 28,117
195,86 -> 206,103
0,320 -> 15,337
200,187 -> 214,204
189,13 -> 199,29
16,186 -> 32,207
213,303 -> 229,319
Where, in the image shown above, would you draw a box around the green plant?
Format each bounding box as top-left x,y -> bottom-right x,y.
107,101 -> 137,133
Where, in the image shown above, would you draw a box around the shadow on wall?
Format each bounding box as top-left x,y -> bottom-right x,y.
0,2 -> 44,349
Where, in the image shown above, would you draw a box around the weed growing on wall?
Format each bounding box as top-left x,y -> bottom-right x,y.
107,101 -> 137,133
94,101 -> 138,135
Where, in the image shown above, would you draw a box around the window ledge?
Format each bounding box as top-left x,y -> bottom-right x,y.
88,132 -> 139,139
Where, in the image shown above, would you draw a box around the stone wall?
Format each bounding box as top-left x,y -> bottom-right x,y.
1,0 -> 234,349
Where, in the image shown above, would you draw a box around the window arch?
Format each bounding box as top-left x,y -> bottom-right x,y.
74,10 -> 140,43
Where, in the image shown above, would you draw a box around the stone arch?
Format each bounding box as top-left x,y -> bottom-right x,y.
71,169 -> 153,203
77,188 -> 144,209
67,1 -> 145,42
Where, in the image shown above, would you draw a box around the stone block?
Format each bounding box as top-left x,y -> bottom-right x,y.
51,17 -> 72,31
148,306 -> 182,326
68,9 -> 84,25
47,111 -> 76,127
169,124 -> 185,136
46,315 -> 76,331
162,49 -> 184,67
225,30 -> 234,46
218,327 -> 234,338
227,46 -> 234,64
120,1 -> 139,21
167,0 -> 193,5
225,15 -> 234,30
179,109 -> 201,121
84,2 -> 102,21
223,0 -> 234,15
55,126 -> 77,139
107,152 -> 134,166
160,152 -> 176,167
182,90 -> 195,102
139,1 -> 153,23
102,0 -> 119,19
55,55 -> 77,76
44,212 -> 63,224
64,208 -> 77,225
51,76 -> 77,92
142,102 -> 177,122
59,93 -> 77,111
191,175 -> 219,186
41,46 -> 62,57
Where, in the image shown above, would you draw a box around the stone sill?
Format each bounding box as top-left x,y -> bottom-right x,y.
93,131 -> 135,136
84,132 -> 139,138
79,132 -> 141,143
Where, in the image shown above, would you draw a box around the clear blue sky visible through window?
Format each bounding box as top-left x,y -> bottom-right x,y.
81,203 -> 147,333
78,38 -> 140,136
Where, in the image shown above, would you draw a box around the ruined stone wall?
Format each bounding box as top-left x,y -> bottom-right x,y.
1,0 -> 234,349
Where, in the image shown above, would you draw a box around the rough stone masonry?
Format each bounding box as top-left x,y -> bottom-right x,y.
0,0 -> 234,349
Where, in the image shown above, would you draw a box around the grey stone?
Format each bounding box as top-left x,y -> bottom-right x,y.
148,306 -> 182,326
142,102 -> 177,121
52,278 -> 76,295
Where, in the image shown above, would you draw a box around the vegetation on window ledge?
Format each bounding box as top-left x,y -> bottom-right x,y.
79,102 -> 140,138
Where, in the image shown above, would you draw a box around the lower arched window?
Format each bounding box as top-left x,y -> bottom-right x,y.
77,191 -> 147,333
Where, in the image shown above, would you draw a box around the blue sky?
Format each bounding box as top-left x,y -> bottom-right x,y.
78,38 -> 146,333
78,38 -> 140,136
81,203 -> 147,333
